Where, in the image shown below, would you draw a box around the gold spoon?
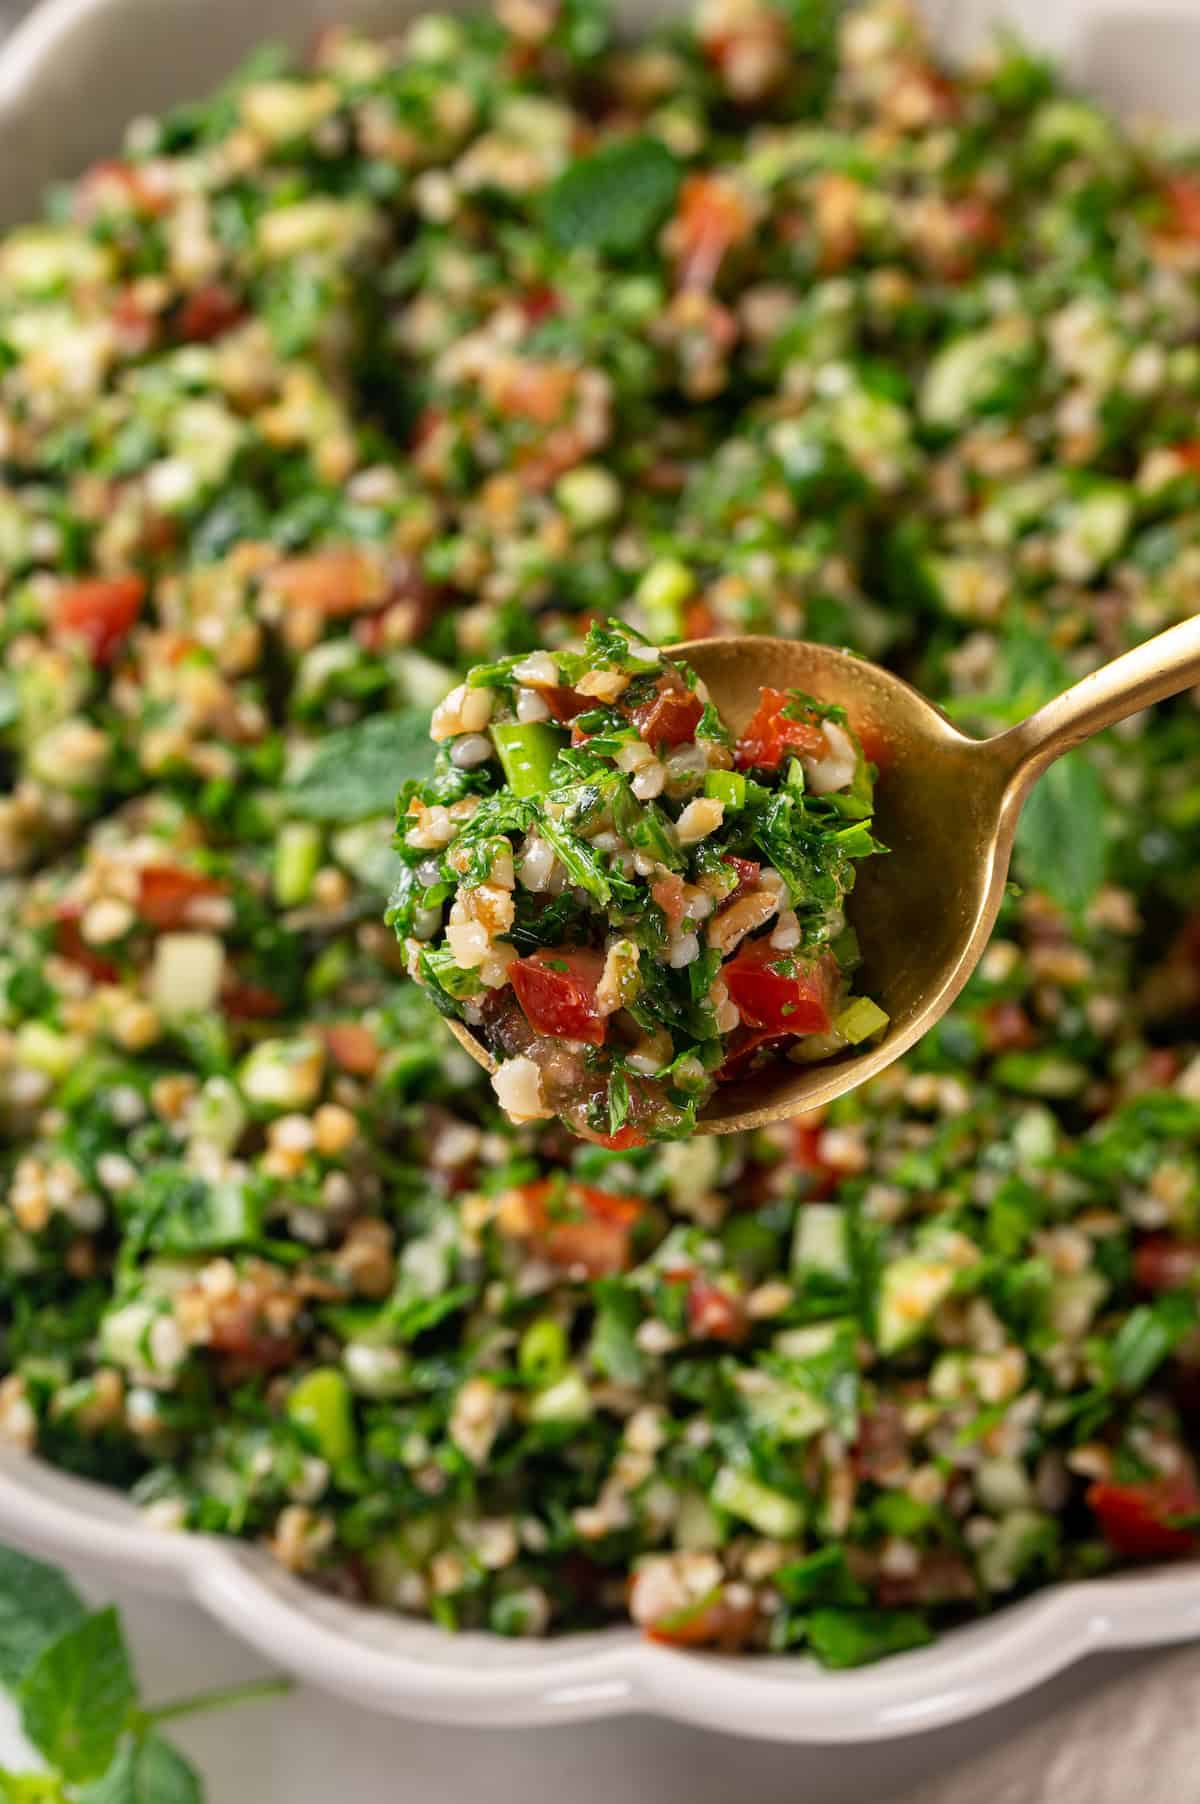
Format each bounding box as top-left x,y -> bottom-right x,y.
446,617 -> 1200,1136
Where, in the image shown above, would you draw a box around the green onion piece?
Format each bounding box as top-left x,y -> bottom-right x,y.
519,1316 -> 568,1385
274,820 -> 323,906
491,721 -> 569,797
288,1367 -> 357,1465
834,996 -> 889,1044
704,769 -> 747,810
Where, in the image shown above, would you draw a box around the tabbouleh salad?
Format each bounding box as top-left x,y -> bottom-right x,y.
0,0 -> 1199,1665
389,621 -> 886,1139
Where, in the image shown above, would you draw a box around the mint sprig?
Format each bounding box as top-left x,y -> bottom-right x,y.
0,1545 -> 288,1802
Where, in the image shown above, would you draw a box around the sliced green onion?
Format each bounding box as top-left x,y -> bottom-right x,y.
491,721 -> 568,797
834,996 -> 889,1044
519,1316 -> 568,1385
704,769 -> 747,810
288,1367 -> 357,1465
274,820 -> 323,906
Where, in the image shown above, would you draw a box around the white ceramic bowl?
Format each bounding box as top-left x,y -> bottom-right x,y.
1,0 -> 1199,1742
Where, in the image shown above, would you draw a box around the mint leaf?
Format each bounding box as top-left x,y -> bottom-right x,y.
544,136 -> 680,255
286,711 -> 435,821
0,1546 -> 86,1689
80,1736 -> 201,1804
0,1775 -> 68,1802
1015,749 -> 1106,913
18,1609 -> 136,1784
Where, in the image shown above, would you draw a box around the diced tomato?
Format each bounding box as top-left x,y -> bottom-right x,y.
631,681 -> 705,748
507,1178 -> 644,1277
1161,174 -> 1200,242
721,856 -> 760,902
136,864 -> 227,930
1172,442 -> 1200,474
177,282 -> 245,343
1087,1462 -> 1200,1560
724,942 -> 837,1036
573,1123 -> 650,1150
111,286 -> 158,354
321,1022 -> 382,1078
521,284 -> 559,324
670,173 -> 756,290
1134,1236 -> 1200,1294
74,159 -> 167,223
981,1000 -> 1037,1053
270,548 -> 385,617
790,1118 -> 836,1199
207,1301 -> 298,1375
536,683 -> 593,723
511,948 -> 607,1045
686,1277 -> 748,1343
651,874 -> 687,932
645,1588 -> 757,1651
53,904 -> 120,984
683,598 -> 718,638
222,978 -> 283,1020
54,576 -> 145,665
486,360 -> 574,425
853,717 -> 891,773
734,688 -> 827,771
717,1026 -> 788,1083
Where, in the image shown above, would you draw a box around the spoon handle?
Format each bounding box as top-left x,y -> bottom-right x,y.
991,611 -> 1200,791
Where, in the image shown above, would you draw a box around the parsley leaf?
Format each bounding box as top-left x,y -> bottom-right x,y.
287,711 -> 436,821
544,137 -> 680,255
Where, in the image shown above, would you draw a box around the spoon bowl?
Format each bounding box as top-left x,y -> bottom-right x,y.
446,614 -> 1200,1136
672,636 -> 1019,1133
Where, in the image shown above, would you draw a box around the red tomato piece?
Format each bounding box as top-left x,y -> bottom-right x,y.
53,905 -> 120,984
724,942 -> 837,1035
981,1000 -> 1037,1053
631,681 -> 704,748
177,282 -> 245,343
1162,175 -> 1200,241
574,1124 -> 649,1151
521,284 -> 559,324
645,1589 -> 758,1651
717,1026 -> 788,1083
222,979 -> 283,1020
686,1277 -> 748,1343
671,173 -> 756,290
321,1022 -> 382,1078
651,874 -> 687,932
1087,1464 -> 1200,1560
1134,1236 -> 1200,1294
790,1118 -> 836,1199
734,688 -> 827,771
509,1179 -> 643,1277
270,548 -> 384,617
536,684 -> 593,723
510,949 -> 607,1045
54,576 -> 145,665
721,855 -> 760,902
137,865 -> 228,930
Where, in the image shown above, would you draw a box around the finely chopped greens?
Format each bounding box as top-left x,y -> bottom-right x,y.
0,0 -> 1197,1667
388,622 -> 886,1140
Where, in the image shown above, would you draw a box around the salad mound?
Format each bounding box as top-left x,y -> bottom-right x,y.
0,0 -> 1197,1668
388,622 -> 886,1141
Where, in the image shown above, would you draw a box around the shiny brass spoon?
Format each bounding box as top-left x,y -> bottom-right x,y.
445,616 -> 1200,1136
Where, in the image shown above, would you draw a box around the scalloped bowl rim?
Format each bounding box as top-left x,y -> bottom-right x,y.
0,0 -> 1198,1742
